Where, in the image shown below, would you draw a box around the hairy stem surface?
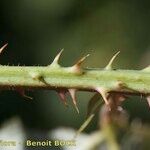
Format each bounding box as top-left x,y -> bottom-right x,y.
0,66 -> 149,95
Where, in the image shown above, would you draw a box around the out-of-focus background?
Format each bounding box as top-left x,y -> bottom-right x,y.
0,0 -> 150,143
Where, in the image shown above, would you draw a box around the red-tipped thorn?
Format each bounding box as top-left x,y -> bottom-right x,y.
68,89 -> 79,113
17,89 -> 33,100
57,90 -> 68,106
0,43 -> 8,54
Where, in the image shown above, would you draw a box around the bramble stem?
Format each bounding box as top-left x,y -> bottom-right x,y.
0,66 -> 149,95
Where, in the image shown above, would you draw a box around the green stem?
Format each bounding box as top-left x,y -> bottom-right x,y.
0,66 -> 149,95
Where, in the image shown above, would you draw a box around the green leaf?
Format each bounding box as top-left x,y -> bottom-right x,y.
87,93 -> 103,116
75,93 -> 103,138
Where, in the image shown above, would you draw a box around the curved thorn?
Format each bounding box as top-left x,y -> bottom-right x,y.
0,43 -> 8,54
68,89 -> 79,113
147,96 -> 150,108
70,54 -> 90,74
75,54 -> 90,67
57,90 -> 68,107
52,49 -> 64,65
105,51 -> 120,70
17,89 -> 33,100
95,87 -> 109,105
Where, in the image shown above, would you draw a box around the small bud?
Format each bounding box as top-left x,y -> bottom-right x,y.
68,89 -> 79,113
116,81 -> 127,89
116,81 -> 136,93
105,51 -> 120,70
29,72 -> 42,80
29,72 -> 47,84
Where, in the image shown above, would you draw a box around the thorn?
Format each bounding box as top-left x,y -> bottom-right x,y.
51,49 -> 64,66
142,65 -> 150,72
75,54 -> 90,67
0,43 -> 8,54
68,89 -> 79,113
71,54 -> 90,74
105,51 -> 120,70
57,90 -> 68,106
95,87 -> 109,105
17,89 -> 33,100
147,96 -> 150,108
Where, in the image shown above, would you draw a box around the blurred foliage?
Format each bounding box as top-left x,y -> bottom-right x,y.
0,0 -> 149,135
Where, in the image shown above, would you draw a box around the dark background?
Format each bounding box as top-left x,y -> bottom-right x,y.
0,0 -> 149,134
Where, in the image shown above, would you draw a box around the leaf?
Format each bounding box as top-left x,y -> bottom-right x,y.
87,93 -> 103,116
74,114 -> 95,138
75,93 -> 103,138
